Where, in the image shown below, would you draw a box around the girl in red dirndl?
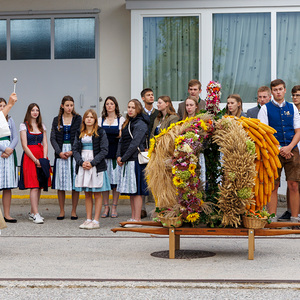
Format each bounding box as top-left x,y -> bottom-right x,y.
19,103 -> 51,224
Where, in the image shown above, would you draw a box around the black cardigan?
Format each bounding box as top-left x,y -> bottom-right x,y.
72,127 -> 108,174
50,114 -> 82,158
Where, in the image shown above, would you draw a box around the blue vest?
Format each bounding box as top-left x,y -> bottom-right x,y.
266,101 -> 294,147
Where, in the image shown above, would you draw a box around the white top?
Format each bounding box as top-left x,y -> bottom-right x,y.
257,99 -> 300,129
98,116 -> 125,130
19,123 -> 47,132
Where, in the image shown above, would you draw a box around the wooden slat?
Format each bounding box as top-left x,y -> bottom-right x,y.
119,221 -> 163,227
111,227 -> 168,235
265,222 -> 300,228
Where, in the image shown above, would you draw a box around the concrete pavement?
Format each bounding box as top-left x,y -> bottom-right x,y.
1,194 -> 300,299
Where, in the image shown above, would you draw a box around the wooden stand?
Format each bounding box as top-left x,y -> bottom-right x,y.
112,221 -> 300,260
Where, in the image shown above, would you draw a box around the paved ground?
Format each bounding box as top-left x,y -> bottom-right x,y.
0,193 -> 300,299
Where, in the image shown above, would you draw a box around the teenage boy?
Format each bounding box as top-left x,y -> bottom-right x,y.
258,79 -> 300,222
247,86 -> 271,118
141,88 -> 158,219
177,79 -> 205,120
278,85 -> 300,221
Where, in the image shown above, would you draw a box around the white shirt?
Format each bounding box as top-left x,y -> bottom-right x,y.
144,106 -> 154,116
257,99 -> 300,129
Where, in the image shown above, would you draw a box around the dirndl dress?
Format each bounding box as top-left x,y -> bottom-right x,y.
100,117 -> 124,189
117,160 -> 149,196
19,123 -> 51,189
0,137 -> 18,190
74,135 -> 110,193
52,124 -> 76,191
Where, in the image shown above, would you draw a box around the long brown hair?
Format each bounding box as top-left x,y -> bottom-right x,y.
79,109 -> 99,138
24,103 -> 44,132
101,96 -> 121,119
122,99 -> 143,129
57,95 -> 78,131
183,96 -> 199,119
157,95 -> 176,120
0,98 -> 8,121
226,94 -> 243,117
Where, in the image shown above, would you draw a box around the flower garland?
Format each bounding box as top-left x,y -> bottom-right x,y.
171,115 -> 214,225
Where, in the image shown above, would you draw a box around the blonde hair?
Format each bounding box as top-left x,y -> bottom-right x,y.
79,109 -> 99,138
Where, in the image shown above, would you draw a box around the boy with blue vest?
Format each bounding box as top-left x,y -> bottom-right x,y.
258,79 -> 300,223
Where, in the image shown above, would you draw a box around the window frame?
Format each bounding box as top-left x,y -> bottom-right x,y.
130,5 -> 300,108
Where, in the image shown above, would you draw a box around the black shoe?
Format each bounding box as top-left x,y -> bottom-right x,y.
4,217 -> 17,223
71,215 -> 78,220
141,209 -> 147,219
278,210 -> 291,221
57,216 -> 65,220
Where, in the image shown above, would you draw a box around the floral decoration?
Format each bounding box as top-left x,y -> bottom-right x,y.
171,115 -> 214,226
205,81 -> 222,115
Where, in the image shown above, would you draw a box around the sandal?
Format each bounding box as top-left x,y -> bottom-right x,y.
101,205 -> 110,218
111,204 -> 118,218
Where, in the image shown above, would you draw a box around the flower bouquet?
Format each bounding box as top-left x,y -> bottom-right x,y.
242,209 -> 274,229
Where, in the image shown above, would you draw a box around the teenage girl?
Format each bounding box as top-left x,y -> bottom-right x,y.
226,94 -> 246,117
73,109 -> 110,229
0,98 -> 18,223
117,99 -> 149,227
19,103 -> 51,224
51,96 -> 82,220
98,96 -> 125,218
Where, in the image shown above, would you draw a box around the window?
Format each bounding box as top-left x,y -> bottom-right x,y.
277,12 -> 300,95
143,16 -> 199,101
0,20 -> 6,60
10,19 -> 51,60
213,13 -> 271,103
55,18 -> 95,59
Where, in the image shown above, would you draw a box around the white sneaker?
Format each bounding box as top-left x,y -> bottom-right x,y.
79,220 -> 92,229
29,212 -> 44,221
270,215 -> 278,222
290,217 -> 299,223
124,220 -> 142,228
33,213 -> 44,224
85,221 -> 100,230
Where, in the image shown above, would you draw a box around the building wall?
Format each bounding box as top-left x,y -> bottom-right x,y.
1,0 -> 131,113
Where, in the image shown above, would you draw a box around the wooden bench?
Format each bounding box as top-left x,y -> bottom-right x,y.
111,221 -> 300,260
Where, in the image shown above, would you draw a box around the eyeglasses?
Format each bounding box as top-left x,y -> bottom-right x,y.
291,94 -> 300,98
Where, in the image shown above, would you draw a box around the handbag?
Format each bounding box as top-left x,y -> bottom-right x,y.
0,112 -> 11,138
128,122 -> 149,164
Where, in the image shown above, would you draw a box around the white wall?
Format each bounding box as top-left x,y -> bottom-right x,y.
1,0 -> 131,114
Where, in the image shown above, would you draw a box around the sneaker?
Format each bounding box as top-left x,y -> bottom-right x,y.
85,221 -> 100,230
278,210 -> 291,221
290,216 -> 299,223
270,215 -> 278,222
124,220 -> 142,228
33,213 -> 44,224
79,220 -> 92,229
29,212 -> 44,221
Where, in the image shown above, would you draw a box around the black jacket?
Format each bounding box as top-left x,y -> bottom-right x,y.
72,127 -> 108,174
117,113 -> 149,162
50,114 -> 82,158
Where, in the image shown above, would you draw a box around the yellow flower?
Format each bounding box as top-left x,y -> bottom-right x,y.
188,163 -> 196,175
172,166 -> 177,174
148,138 -> 156,157
173,176 -> 183,187
200,119 -> 208,131
175,136 -> 184,147
186,212 -> 200,223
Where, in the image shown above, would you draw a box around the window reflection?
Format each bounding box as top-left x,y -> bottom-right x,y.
55,18 -> 95,59
0,20 -> 7,60
10,19 -> 51,60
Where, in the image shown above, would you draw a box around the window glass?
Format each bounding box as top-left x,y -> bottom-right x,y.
143,16 -> 199,101
55,18 -> 95,59
10,19 -> 51,60
0,20 -> 6,60
213,13 -> 271,103
277,12 -> 300,97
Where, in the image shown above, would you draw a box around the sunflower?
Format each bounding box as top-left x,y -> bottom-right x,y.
186,212 -> 200,223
